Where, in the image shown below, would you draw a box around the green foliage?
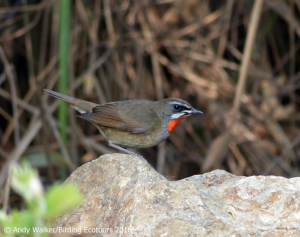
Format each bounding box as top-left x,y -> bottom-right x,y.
58,0 -> 71,144
11,161 -> 43,203
0,162 -> 82,237
45,184 -> 82,219
0,210 -> 35,233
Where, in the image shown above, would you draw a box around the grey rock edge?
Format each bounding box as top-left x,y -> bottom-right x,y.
54,154 -> 300,237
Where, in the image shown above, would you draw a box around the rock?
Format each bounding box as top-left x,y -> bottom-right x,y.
54,154 -> 300,236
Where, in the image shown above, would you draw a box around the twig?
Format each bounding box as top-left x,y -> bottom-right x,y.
0,0 -> 51,14
217,0 -> 234,58
38,0 -> 51,73
42,101 -> 76,170
74,126 -> 96,159
0,84 -> 40,145
288,0 -> 296,134
0,117 -> 42,189
233,0 -> 263,114
104,0 -> 116,42
171,9 -> 223,38
72,45 -> 116,90
0,46 -> 20,145
0,66 -> 12,86
0,88 -> 39,115
0,2 -> 43,42
265,0 -> 300,37
0,106 -> 12,122
263,135 -> 300,175
0,148 -> 9,160
2,166 -> 12,212
83,137 -> 115,154
158,53 -> 218,91
142,7 -> 166,171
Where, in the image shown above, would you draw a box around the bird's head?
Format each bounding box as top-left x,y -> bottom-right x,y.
155,98 -> 203,133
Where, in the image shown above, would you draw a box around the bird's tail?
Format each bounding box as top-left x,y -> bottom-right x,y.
43,89 -> 98,114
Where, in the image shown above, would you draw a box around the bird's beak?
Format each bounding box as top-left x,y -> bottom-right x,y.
191,108 -> 203,114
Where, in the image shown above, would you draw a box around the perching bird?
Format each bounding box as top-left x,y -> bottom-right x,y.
44,89 -> 202,159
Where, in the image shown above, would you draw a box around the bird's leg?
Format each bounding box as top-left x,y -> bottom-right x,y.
108,142 -> 147,162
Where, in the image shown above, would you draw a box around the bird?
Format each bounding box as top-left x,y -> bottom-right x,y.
43,89 -> 202,160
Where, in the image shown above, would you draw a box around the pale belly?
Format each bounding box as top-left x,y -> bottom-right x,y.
98,126 -> 169,149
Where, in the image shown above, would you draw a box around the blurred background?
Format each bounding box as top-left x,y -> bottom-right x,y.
1,0 -> 300,199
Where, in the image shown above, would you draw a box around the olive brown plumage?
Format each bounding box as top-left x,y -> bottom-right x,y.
43,89 -> 202,159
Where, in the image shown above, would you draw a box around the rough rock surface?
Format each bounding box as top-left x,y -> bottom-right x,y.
54,154 -> 300,236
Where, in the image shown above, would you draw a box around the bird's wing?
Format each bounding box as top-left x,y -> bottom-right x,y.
78,101 -> 159,134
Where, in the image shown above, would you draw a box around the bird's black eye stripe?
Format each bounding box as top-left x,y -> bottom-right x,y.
173,104 -> 191,112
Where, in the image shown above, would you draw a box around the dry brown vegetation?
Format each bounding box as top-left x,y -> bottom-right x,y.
0,0 -> 300,204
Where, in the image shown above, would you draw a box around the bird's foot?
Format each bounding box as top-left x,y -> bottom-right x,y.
131,153 -> 147,163
108,142 -> 147,162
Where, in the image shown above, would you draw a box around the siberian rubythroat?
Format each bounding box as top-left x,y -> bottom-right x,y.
44,89 -> 202,159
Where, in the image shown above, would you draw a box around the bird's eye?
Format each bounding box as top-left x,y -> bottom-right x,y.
173,104 -> 180,110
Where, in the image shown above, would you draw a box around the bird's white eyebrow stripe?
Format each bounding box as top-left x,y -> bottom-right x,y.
169,101 -> 186,106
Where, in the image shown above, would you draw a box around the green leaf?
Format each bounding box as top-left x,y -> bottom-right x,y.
45,184 -> 82,219
0,209 -> 35,231
11,161 -> 44,202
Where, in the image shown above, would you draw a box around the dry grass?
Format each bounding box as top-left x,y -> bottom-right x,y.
1,0 -> 300,209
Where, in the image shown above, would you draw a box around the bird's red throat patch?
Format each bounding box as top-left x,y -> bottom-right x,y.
167,115 -> 190,133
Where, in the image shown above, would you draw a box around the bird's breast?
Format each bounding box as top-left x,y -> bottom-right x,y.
98,124 -> 169,149
167,115 -> 190,133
